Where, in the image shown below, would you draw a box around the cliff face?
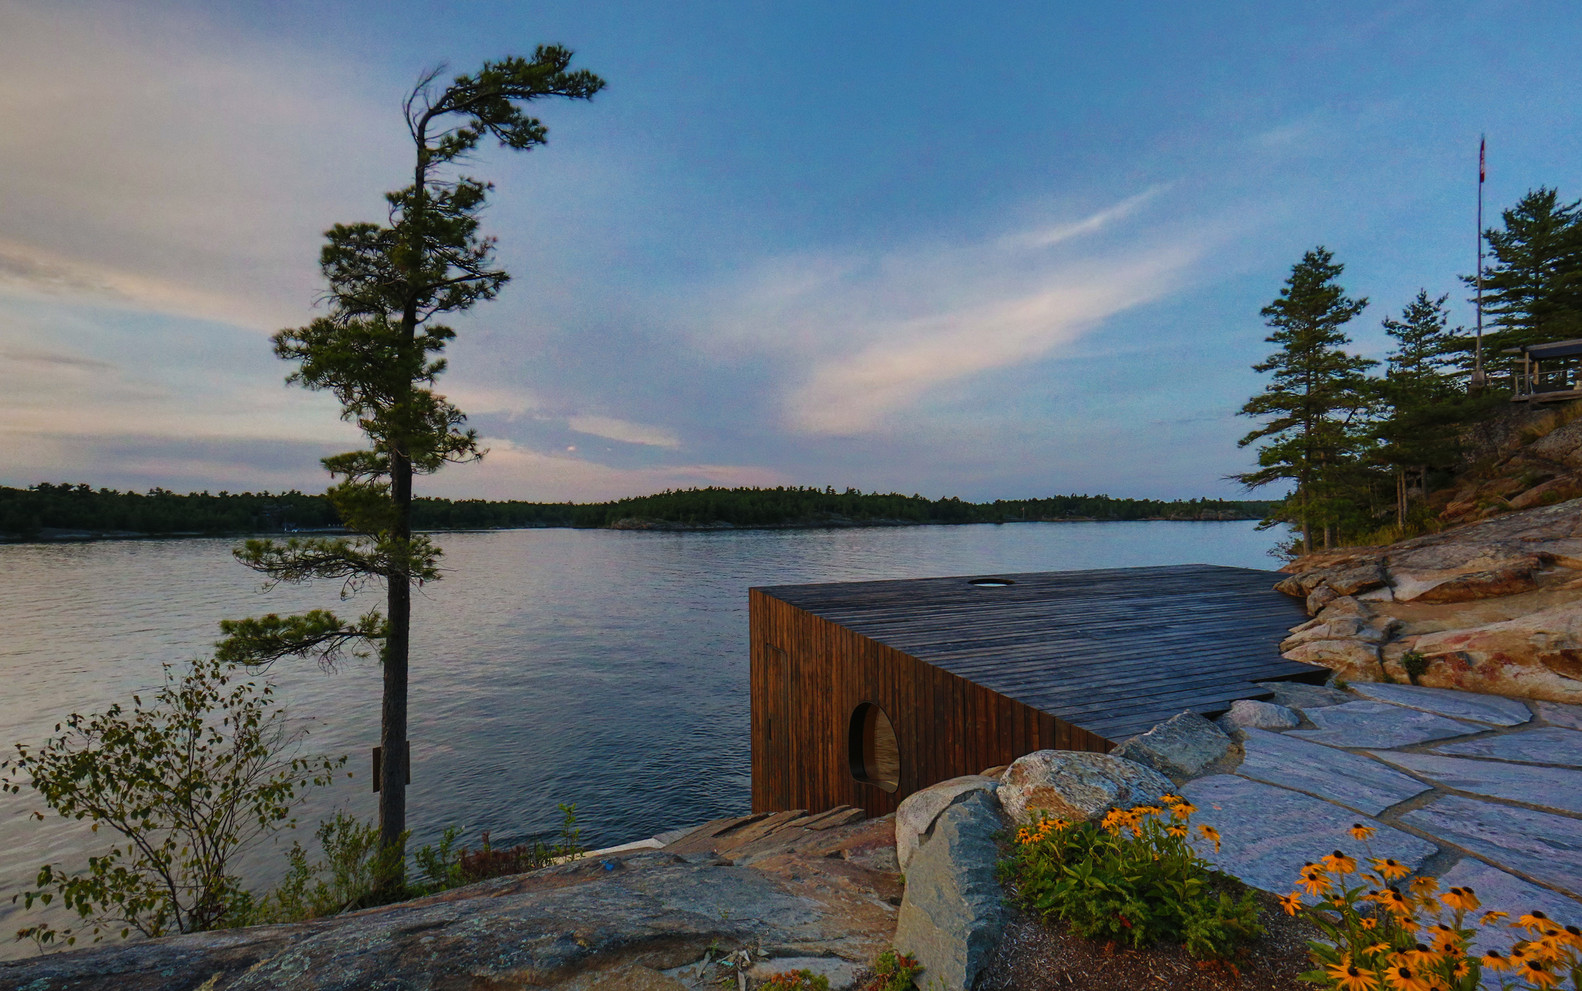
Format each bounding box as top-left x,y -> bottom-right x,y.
1436,403 -> 1582,526
1276,498 -> 1582,703
0,809 -> 901,991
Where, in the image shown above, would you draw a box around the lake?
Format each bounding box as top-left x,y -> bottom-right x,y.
0,521 -> 1280,953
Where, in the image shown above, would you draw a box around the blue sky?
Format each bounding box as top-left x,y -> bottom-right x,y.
2,1 -> 1578,501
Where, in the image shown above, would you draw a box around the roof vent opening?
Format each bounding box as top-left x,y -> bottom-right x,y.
969,578 -> 1015,587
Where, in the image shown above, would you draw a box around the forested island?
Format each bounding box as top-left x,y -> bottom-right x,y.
0,482 -> 1277,540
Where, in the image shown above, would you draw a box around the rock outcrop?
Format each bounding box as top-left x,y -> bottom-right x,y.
1110,711 -> 1233,781
996,750 -> 1174,825
892,790 -> 1005,991
0,808 -> 901,991
1275,498 -> 1582,703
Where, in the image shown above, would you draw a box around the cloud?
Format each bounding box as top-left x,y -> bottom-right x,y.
567,415 -> 681,449
418,438 -> 783,502
688,191 -> 1205,436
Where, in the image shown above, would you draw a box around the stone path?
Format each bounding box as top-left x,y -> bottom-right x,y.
1180,681 -> 1582,949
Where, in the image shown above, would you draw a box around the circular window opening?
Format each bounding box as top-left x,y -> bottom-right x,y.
969,578 -> 1015,587
848,702 -> 900,793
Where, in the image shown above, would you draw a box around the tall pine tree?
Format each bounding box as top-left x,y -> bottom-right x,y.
1469,188 -> 1582,370
1237,247 -> 1374,554
1373,290 -> 1465,526
216,52 -> 605,868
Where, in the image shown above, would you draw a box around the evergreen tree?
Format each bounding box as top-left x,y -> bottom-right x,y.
215,52 -> 605,866
1237,247 -> 1374,554
1468,188 -> 1582,372
1373,291 -> 1466,526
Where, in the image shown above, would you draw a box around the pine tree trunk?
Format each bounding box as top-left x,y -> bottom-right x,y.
379,446 -> 411,857
1397,469 -> 1406,529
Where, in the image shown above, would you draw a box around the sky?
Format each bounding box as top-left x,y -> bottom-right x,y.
1,1 -> 1579,503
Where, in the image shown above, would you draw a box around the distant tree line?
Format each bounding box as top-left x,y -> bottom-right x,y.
1237,185 -> 1582,554
0,482 -> 1275,539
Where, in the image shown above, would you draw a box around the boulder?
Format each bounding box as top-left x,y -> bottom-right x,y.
1217,699 -> 1300,738
893,790 -> 1005,991
1282,614 -> 1393,650
1307,584 -> 1341,615
1322,561 -> 1390,597
1509,477 -> 1582,511
1280,638 -> 1386,682
894,774 -> 998,872
997,751 -> 1174,825
1408,556 -> 1542,603
1408,602 -> 1582,703
1111,711 -> 1233,780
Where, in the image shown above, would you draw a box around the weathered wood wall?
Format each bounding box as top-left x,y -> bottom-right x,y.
749,588 -> 1111,817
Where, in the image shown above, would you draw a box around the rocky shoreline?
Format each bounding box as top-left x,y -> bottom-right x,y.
1273,497 -> 1582,702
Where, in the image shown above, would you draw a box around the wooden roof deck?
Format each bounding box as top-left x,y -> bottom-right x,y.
757,564 -> 1324,743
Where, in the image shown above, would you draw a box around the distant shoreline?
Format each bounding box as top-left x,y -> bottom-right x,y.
0,514 -> 1264,546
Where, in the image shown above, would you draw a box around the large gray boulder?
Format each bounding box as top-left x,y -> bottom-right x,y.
893,790 -> 1005,991
1111,710 -> 1232,780
894,774 -> 998,872
1217,699 -> 1300,739
997,750 -> 1173,825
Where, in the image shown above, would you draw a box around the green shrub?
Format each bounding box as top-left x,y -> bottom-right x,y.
1,657 -> 344,946
858,949 -> 924,990
254,813 -> 404,922
1401,650 -> 1430,685
1001,799 -> 1263,961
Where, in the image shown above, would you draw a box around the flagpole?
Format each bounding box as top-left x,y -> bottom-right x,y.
1472,134 -> 1487,391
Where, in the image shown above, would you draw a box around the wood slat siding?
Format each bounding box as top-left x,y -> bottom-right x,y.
750,564 -> 1322,816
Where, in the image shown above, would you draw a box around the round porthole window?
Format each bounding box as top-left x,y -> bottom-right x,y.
849,702 -> 900,793
969,577 -> 1015,587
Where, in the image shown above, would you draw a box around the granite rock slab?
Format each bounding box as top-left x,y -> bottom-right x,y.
1285,700 -> 1482,749
1180,775 -> 1436,896
1432,726 -> 1582,769
893,791 -> 1006,991
1435,859 -> 1582,956
1111,710 -> 1232,781
895,774 -> 999,871
1401,795 -> 1582,899
1537,700 -> 1582,731
1369,751 -> 1582,815
1218,700 -> 1301,738
1255,680 -> 1355,712
1236,728 -> 1431,815
1347,682 -> 1532,726
997,751 -> 1173,825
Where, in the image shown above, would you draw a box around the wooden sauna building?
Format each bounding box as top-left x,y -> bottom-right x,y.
749,564 -> 1325,817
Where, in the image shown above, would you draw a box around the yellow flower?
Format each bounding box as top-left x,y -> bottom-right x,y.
1170,801 -> 1197,821
1446,956 -> 1470,981
1197,824 -> 1221,853
1560,923 -> 1582,950
1350,822 -> 1378,841
1381,962 -> 1431,991
1479,949 -> 1514,973
1359,917 -> 1378,931
1370,857 -> 1411,881
1362,941 -> 1393,957
1299,864 -> 1333,896
1519,957 -> 1561,989
1160,793 -> 1182,805
1401,943 -> 1439,970
1131,804 -> 1163,817
1439,885 -> 1479,913
1518,910 -> 1554,935
1479,910 -> 1509,926
1322,849 -> 1359,875
1425,923 -> 1461,953
1408,876 -> 1438,898
1051,818 -> 1070,833
1278,891 -> 1303,916
1326,956 -> 1380,991
1166,824 -> 1187,838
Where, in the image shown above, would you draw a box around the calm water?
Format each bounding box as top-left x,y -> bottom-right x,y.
0,521 -> 1278,953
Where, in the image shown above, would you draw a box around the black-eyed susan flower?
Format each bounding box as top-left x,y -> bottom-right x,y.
1370,857 -> 1411,881
1519,956 -> 1560,989
1350,822 -> 1377,841
1518,910 -> 1553,934
1160,793 -> 1182,805
1325,956 -> 1379,991
1480,909 -> 1509,926
1381,961 -> 1430,991
1278,891 -> 1303,916
1170,801 -> 1197,821
1408,876 -> 1438,898
1426,922 -> 1460,953
1322,849 -> 1358,875
1439,886 -> 1479,913
1479,948 -> 1514,972
1166,823 -> 1187,839
1197,823 -> 1221,853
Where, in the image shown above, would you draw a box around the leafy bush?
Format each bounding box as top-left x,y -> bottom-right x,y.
857,949 -> 924,991
758,971 -> 830,991
455,803 -> 584,882
1001,797 -> 1263,961
1,657 -> 344,946
253,813 -> 405,922
1286,823 -> 1581,990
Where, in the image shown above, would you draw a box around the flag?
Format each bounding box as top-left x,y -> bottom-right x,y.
1479,135 -> 1486,184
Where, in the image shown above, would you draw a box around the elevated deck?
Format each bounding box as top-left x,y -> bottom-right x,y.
759,564 -> 1322,744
